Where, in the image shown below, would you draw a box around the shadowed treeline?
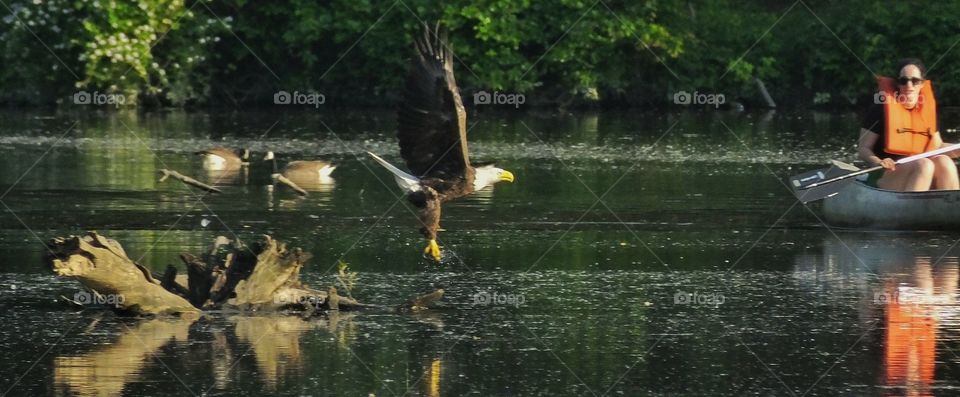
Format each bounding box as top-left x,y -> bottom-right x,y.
4,1 -> 960,108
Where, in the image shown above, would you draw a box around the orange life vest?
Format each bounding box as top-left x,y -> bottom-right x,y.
878,76 -> 938,156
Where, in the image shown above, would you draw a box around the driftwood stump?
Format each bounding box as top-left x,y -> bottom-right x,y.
47,233 -> 199,316
46,232 -> 442,316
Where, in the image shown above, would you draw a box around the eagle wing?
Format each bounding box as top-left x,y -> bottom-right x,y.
396,24 -> 472,188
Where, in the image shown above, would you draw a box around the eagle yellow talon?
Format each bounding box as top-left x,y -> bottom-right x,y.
424,239 -> 441,261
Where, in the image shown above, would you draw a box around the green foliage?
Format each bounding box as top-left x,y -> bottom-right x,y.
1,0 -> 228,106
0,0 -> 85,103
745,0 -> 960,106
4,1 -> 960,107
336,260 -> 357,298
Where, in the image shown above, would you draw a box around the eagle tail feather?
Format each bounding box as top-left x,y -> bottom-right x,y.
367,152 -> 420,192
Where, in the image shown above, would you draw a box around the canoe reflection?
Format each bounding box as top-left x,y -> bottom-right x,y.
881,259 -> 956,397
798,235 -> 960,397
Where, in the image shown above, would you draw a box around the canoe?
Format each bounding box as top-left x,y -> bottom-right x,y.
822,180 -> 960,229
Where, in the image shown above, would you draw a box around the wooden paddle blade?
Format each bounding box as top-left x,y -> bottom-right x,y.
788,163 -> 860,203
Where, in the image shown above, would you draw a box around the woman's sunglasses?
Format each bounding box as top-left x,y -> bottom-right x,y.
898,76 -> 924,86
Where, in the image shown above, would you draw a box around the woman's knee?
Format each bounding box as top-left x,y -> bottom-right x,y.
932,155 -> 958,172
914,158 -> 936,176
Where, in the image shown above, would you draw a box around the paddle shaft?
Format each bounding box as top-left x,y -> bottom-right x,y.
799,165 -> 881,190
800,142 -> 960,190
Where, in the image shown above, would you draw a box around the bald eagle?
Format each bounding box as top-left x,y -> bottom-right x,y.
368,24 -> 514,261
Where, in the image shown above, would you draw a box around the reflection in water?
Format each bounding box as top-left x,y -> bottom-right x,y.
229,313 -> 354,391
283,174 -> 335,192
426,358 -> 441,397
54,317 -> 195,397
231,316 -> 308,391
881,258 -> 957,397
410,310 -> 445,330
800,236 -> 960,397
211,326 -> 235,391
17,109 -> 960,394
465,186 -> 495,204
51,313 -> 359,397
202,167 -> 249,186
265,178 -> 336,211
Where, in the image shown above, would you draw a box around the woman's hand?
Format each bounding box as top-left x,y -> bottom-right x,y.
879,158 -> 896,171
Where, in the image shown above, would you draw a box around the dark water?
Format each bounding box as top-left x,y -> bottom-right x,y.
2,109 -> 960,396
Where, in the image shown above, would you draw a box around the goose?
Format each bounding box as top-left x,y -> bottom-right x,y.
264,151 -> 336,183
196,147 -> 250,171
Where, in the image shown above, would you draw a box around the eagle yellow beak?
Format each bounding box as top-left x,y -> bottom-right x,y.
500,170 -> 515,183
424,239 -> 441,262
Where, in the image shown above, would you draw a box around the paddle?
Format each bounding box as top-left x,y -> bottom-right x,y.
788,142 -> 960,203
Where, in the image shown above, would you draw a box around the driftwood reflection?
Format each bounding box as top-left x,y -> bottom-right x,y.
54,318 -> 195,396
229,313 -> 355,390
52,313 -> 357,396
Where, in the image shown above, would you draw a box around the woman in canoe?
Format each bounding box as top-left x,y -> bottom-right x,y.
858,58 -> 959,191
